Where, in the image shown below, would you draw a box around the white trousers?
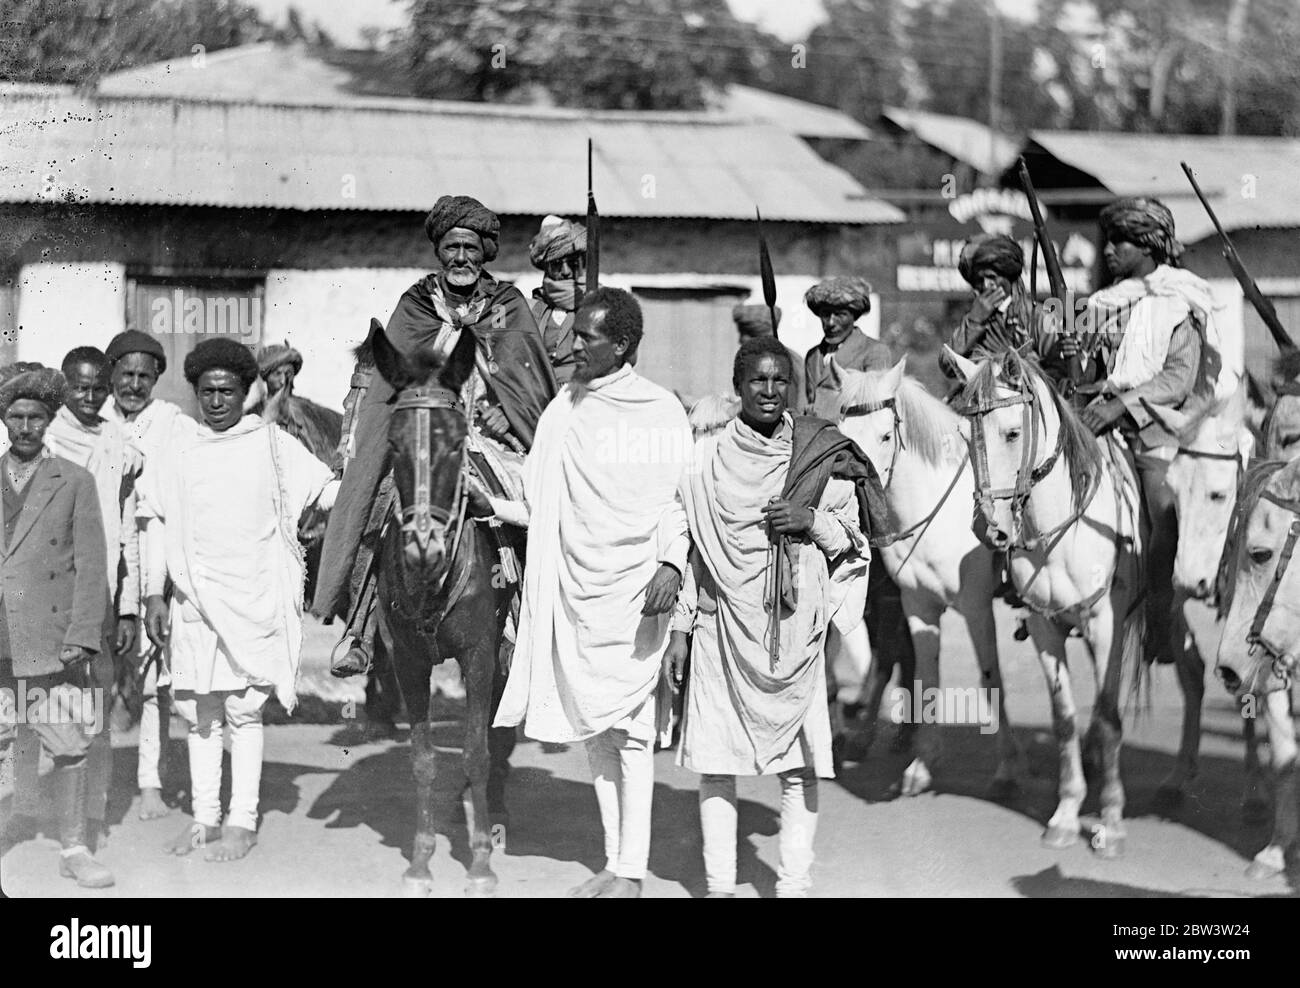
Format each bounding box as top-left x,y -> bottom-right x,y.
137,660 -> 162,791
584,726 -> 655,880
700,769 -> 819,897
173,686 -> 271,831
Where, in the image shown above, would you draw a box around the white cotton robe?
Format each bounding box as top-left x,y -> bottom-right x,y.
494,363 -> 694,744
667,415 -> 868,778
135,415 -> 336,712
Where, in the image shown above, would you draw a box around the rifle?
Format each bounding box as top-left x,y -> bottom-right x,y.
1181,161 -> 1296,354
756,206 -> 783,668
1017,156 -> 1081,385
585,138 -> 600,297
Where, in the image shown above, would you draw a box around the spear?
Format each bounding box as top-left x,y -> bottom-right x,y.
756,205 -> 783,667
586,137 -> 600,296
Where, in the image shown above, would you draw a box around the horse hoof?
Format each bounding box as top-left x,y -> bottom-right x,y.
402,875 -> 434,898
986,778 -> 1018,802
1245,847 -> 1285,881
465,874 -> 498,898
1241,797 -> 1270,826
1041,825 -> 1080,850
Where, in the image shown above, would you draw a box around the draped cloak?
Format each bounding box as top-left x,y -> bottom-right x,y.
313,271 -> 557,620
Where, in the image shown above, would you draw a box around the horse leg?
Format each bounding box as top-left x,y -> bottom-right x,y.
961,597 -> 1024,800
379,607 -> 439,898
457,621 -> 499,898
1087,596 -> 1127,860
1157,595 -> 1202,805
1026,614 -> 1085,848
896,593 -> 941,797
1241,709 -> 1269,824
1247,689 -> 1296,880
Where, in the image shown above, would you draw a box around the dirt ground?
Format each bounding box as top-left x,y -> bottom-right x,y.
2,603 -> 1296,898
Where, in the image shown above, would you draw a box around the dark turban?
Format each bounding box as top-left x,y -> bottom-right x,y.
184,338 -> 259,390
529,215 -> 586,268
804,277 -> 873,318
732,304 -> 782,338
957,233 -> 1024,288
1099,196 -> 1183,266
423,195 -> 500,262
258,342 -> 303,378
0,364 -> 64,416
105,329 -> 167,375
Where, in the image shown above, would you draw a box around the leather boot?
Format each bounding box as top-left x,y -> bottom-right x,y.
53,757 -> 114,888
331,637 -> 373,679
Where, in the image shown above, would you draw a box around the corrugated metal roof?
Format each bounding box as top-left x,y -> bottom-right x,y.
720,85 -> 872,141
1027,130 -> 1300,242
0,90 -> 901,223
882,106 -> 1021,175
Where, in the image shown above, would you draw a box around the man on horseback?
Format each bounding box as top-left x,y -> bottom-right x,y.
528,215 -> 585,387
315,195 -> 558,676
1074,196 -> 1223,663
801,277 -> 892,418
941,233 -> 1072,384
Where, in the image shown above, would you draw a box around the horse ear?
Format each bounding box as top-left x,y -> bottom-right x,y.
1140,398 -> 1190,438
883,355 -> 907,393
943,345 -> 981,384
370,324 -> 414,391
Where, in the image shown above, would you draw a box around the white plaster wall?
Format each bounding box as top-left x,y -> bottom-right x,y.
16,262 -> 126,367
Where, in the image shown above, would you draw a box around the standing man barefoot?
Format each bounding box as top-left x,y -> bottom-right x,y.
139,340 -> 338,862
486,288 -> 693,898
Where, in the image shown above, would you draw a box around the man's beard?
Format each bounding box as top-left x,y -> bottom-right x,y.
445,264 -> 481,290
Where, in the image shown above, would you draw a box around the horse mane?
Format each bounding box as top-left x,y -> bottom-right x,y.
689,393 -> 739,439
839,368 -> 964,467
1217,458 -> 1299,619
959,349 -> 1102,514
1173,386 -> 1242,448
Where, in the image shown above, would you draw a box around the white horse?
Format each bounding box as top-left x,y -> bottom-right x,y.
834,358 -> 1024,798
946,347 -> 1146,856
1216,457 -> 1300,879
1145,389 -> 1269,816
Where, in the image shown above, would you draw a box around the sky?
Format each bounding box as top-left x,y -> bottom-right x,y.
246,0 -> 1043,48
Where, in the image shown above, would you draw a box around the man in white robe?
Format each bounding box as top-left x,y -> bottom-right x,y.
139,339 -> 337,862
662,337 -> 871,897
483,288 -> 692,898
100,330 -> 197,819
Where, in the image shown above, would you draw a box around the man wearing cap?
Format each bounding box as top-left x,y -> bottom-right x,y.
941,233 -> 1070,384
0,365 -> 114,887
254,342 -> 342,467
1074,196 -> 1223,663
40,347 -> 140,848
139,339 -> 339,862
733,303 -> 805,404
101,328 -> 196,821
529,215 -> 586,386
315,194 -> 557,677
801,277 -> 893,419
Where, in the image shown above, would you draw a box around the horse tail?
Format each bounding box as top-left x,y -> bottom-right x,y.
1120,589 -> 1150,719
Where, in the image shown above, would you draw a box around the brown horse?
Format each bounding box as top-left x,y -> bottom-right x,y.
368,322 -> 516,897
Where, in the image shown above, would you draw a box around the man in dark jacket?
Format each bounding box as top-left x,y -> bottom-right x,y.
0,365 -> 113,887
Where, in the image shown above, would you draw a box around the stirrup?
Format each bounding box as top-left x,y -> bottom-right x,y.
330,640 -> 373,679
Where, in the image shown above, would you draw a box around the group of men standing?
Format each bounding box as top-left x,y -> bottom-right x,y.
0,186 -> 1217,896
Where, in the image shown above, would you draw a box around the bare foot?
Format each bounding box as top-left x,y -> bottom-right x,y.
139,788 -> 171,820
597,877 -> 642,898
204,825 -> 257,862
164,820 -> 221,856
567,869 -> 616,898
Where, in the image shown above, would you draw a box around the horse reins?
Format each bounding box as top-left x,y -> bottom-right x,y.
1245,486 -> 1300,679
842,397 -> 905,492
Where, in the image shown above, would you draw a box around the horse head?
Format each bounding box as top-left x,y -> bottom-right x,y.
370,321 -> 474,584
945,346 -> 1058,551
1156,391 -> 1247,604
1217,458 -> 1300,699
835,356 -> 908,488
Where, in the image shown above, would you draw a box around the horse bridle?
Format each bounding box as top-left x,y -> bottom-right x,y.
392,385 -> 470,574
957,376 -> 1065,551
842,397 -> 904,490
1245,485 -> 1300,679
